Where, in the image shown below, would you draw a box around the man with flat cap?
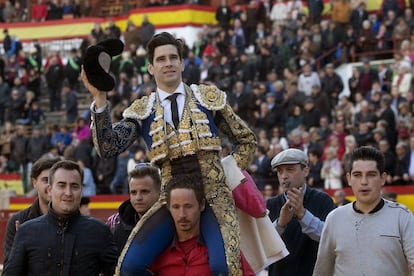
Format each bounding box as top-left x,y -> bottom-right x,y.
266,148 -> 335,276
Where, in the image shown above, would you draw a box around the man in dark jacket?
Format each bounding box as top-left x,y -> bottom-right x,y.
215,0 -> 232,31
139,14 -> 155,48
6,88 -> 25,124
106,165 -> 161,255
0,75 -> 10,124
349,2 -> 369,36
308,0 -> 325,25
3,28 -> 11,53
378,94 -> 397,149
3,160 -> 118,276
63,82 -> 78,123
321,23 -> 343,64
108,18 -> 121,39
228,81 -> 254,123
321,63 -> 344,110
248,146 -> 272,191
45,54 -> 64,111
302,97 -> 322,130
26,126 -> 49,166
9,124 -> 29,190
3,157 -> 60,265
267,149 -> 335,276
65,48 -> 81,91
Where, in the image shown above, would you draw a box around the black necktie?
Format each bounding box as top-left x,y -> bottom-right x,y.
167,93 -> 179,129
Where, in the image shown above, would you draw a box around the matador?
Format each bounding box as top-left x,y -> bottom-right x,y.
82,32 -> 257,275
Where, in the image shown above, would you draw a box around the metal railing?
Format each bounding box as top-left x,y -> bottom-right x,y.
314,36 -> 409,70
0,37 -> 85,59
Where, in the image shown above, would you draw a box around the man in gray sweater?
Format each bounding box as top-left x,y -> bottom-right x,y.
313,146 -> 414,276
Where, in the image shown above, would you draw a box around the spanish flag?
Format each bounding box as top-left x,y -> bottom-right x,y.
0,173 -> 23,195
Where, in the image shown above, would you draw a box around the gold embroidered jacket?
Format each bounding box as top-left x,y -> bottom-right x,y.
91,83 -> 257,275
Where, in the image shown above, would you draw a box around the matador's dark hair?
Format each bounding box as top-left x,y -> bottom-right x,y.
147,32 -> 184,64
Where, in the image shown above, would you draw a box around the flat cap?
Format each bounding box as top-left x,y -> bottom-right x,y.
271,148 -> 308,169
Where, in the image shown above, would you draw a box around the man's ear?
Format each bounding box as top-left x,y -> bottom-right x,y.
381,172 -> 387,186
200,199 -> 206,212
148,63 -> 154,75
302,165 -> 310,177
346,172 -> 351,186
32,179 -> 37,189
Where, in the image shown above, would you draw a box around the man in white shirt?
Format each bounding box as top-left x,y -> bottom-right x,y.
313,146 -> 414,275
298,62 -> 320,96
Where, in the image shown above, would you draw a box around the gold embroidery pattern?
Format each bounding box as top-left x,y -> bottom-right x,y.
199,152 -> 242,275
148,87 -> 222,162
148,101 -> 168,163
216,104 -> 257,169
191,84 -> 227,110
92,106 -> 138,159
116,152 -> 242,275
116,85 -> 255,275
91,121 -> 100,155
123,93 -> 155,120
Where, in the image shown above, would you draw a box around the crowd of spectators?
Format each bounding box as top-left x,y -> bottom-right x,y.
0,0 -> 203,23
0,0 -> 414,196
0,0 -> 92,23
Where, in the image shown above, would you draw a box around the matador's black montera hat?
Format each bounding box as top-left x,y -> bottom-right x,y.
83,38 -> 124,91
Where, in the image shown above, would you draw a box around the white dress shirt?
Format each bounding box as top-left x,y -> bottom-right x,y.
157,82 -> 185,128
91,82 -> 186,128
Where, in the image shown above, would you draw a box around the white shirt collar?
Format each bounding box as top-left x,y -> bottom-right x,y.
157,82 -> 185,102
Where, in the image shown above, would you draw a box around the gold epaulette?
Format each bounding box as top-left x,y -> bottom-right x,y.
190,84 -> 226,111
123,93 -> 156,120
